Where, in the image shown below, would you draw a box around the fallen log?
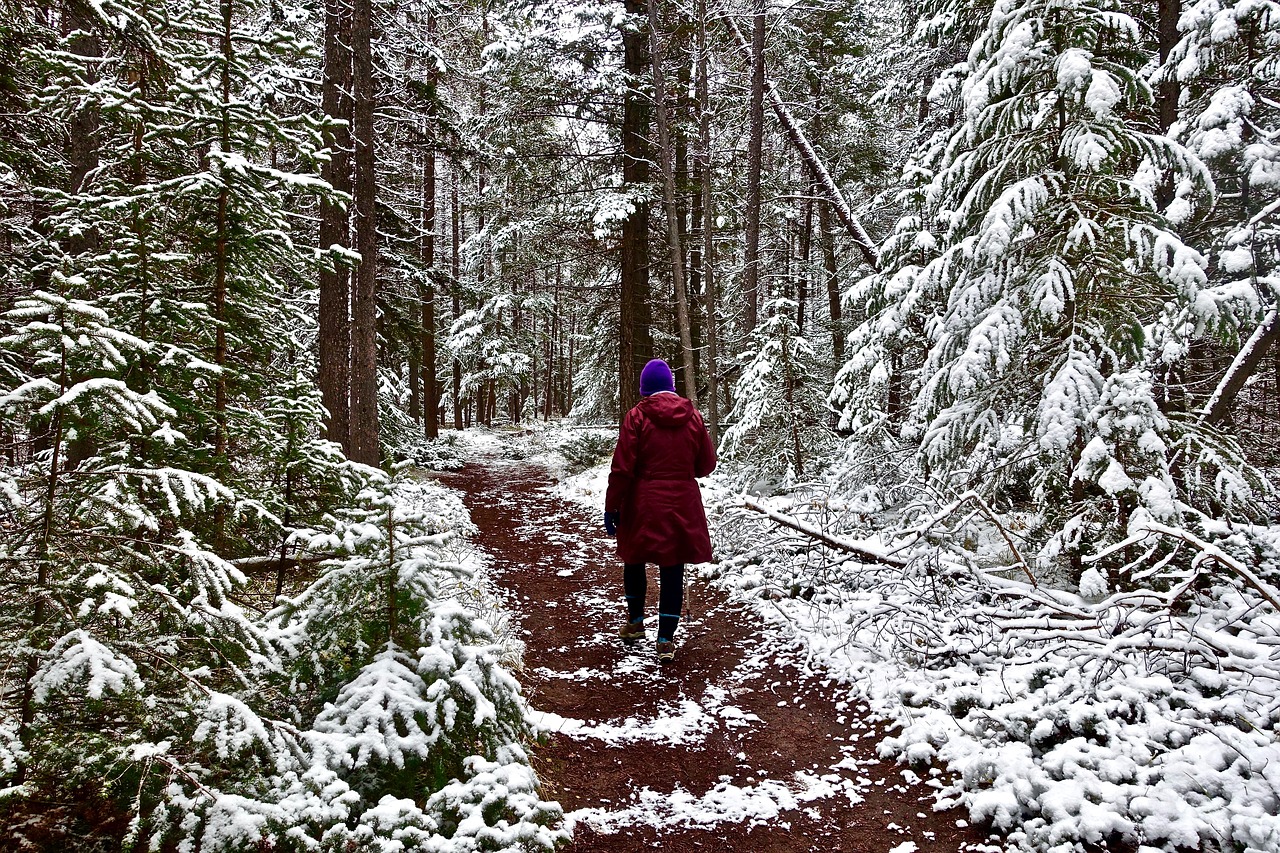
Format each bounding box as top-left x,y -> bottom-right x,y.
742,497 -> 906,566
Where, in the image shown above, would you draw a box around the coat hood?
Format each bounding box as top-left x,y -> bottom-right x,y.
638,392 -> 696,427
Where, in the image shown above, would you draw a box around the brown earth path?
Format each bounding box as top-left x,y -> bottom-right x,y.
438,458 -> 1000,853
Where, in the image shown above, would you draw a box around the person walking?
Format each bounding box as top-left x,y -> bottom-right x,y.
604,358 -> 716,663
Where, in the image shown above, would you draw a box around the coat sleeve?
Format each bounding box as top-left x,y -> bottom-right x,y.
693,411 -> 717,478
605,409 -> 640,513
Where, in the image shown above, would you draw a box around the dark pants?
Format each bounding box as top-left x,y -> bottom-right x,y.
624,563 -> 684,641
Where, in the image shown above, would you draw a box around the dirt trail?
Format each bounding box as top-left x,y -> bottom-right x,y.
439,460 -> 995,853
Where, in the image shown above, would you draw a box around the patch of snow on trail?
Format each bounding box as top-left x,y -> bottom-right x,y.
529,702 -> 711,746
529,693 -> 760,746
568,771 -> 863,834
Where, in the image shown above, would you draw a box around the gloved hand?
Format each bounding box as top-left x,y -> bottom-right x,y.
603,511 -> 619,537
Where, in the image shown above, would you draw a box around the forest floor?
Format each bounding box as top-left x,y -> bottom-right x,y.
437,454 -> 1004,853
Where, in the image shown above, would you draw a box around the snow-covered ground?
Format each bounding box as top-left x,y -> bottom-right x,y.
534,423 -> 1280,853
443,438 -> 986,851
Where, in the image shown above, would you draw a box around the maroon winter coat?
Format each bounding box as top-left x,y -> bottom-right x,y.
605,392 -> 717,565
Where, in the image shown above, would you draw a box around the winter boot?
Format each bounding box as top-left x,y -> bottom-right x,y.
618,617 -> 645,641
656,639 -> 675,663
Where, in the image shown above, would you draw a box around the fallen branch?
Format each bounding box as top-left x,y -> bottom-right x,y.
1134,522 -> 1280,613
742,497 -> 906,566
894,491 -> 1038,588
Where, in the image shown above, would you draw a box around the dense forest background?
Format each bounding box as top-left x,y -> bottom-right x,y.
1,0 -> 1278,848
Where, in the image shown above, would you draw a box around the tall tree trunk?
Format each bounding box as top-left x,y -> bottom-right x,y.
64,10 -> 100,257
421,39 -> 439,439
451,167 -> 462,430
567,309 -> 576,414
798,177 -> 814,337
677,28 -> 698,382
349,0 -> 380,465
648,0 -> 698,409
475,165 -> 489,430
742,0 -> 765,333
819,199 -> 844,365
318,0 -> 352,452
698,0 -> 719,443
546,273 -> 558,419
408,346 -> 421,422
62,10 -> 101,469
213,0 -> 234,540
1156,0 -> 1180,134
1156,0 -> 1180,208
619,0 -> 654,414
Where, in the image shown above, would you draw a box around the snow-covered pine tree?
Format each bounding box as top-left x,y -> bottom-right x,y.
160,475 -> 567,852
0,0 -> 361,841
1166,0 -> 1280,437
449,293 -> 534,425
723,299 -> 832,483
832,0 -> 1267,581
0,284 -> 291,842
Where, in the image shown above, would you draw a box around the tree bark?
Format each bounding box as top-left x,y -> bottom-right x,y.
648,0 -> 698,409
318,0 -> 352,452
421,36 -> 439,439
349,0 -> 380,465
1156,0 -> 1181,207
698,0 -> 719,443
798,176 -> 814,336
408,345 -> 420,422
742,0 -> 765,333
451,166 -> 463,430
1156,0 -> 1180,134
619,0 -> 654,414
819,199 -> 844,365
213,0 -> 234,541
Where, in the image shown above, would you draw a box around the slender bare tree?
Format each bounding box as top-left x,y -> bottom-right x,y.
349,0 -> 380,464
647,0 -> 698,408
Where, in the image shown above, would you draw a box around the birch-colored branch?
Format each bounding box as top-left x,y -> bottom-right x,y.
742,497 -> 906,566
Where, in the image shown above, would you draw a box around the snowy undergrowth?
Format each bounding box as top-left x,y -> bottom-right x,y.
442,421 -> 617,480
16,468 -> 565,852
706,460 -> 1280,853
213,473 -> 566,853
554,440 -> 1280,853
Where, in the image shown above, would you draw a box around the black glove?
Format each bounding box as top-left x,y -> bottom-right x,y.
603,511 -> 619,537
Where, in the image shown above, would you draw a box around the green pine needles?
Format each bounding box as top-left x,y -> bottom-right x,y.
0,0 -> 563,847
833,0 -> 1271,581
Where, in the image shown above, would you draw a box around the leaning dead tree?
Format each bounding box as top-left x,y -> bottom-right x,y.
720,12 -> 880,270
1200,302 -> 1280,426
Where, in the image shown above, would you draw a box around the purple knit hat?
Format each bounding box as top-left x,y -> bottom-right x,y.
639,359 -> 676,397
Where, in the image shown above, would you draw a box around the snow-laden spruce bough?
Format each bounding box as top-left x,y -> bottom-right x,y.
697,0 -> 1280,850
0,297 -> 564,846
